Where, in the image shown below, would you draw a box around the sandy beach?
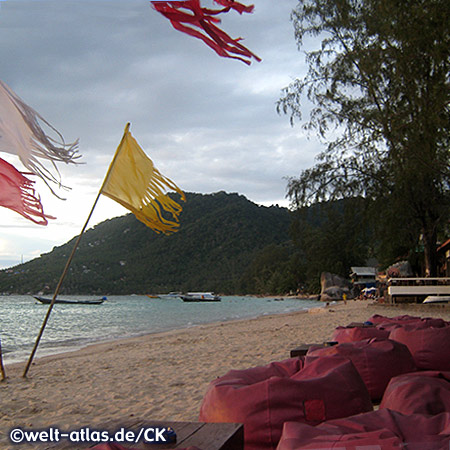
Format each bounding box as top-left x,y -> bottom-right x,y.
1,301 -> 450,448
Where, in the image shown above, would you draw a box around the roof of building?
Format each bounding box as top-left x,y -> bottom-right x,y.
350,267 -> 377,276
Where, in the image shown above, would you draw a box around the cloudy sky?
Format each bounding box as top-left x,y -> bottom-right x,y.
0,0 -> 323,269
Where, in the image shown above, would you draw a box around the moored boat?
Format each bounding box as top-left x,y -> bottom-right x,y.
423,295 -> 450,304
34,296 -> 106,305
160,292 -> 182,299
181,292 -> 221,302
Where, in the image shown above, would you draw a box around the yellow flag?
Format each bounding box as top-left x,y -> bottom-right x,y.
101,123 -> 185,234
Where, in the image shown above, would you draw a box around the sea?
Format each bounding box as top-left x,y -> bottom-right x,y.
0,295 -> 321,364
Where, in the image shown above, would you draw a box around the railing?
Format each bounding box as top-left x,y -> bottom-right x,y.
386,278 -> 450,303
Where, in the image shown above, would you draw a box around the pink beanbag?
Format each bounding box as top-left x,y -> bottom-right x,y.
380,371 -> 450,415
276,409 -> 450,450
367,314 -> 421,324
307,338 -> 416,401
368,314 -> 447,332
332,325 -> 389,343
389,324 -> 450,370
199,356 -> 372,450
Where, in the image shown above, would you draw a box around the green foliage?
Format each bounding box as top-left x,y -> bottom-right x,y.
239,197 -> 373,295
278,0 -> 450,275
239,243 -> 305,295
290,198 -> 372,292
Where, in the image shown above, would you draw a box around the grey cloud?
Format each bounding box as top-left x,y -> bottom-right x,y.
0,0 -> 322,265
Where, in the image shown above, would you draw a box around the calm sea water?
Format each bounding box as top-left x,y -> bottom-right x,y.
0,295 -> 321,363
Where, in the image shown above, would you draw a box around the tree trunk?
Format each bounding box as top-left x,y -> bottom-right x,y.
422,228 -> 438,277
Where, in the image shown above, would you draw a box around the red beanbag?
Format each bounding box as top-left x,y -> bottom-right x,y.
199,356 -> 372,450
307,338 -> 416,401
368,314 -> 447,332
380,371 -> 450,415
332,325 -> 389,343
367,314 -> 421,324
389,324 -> 450,370
276,409 -> 450,450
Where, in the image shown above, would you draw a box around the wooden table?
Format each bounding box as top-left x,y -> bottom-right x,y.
290,341 -> 337,358
28,419 -> 243,450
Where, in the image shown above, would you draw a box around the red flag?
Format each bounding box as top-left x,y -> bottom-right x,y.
0,158 -> 54,225
213,0 -> 254,14
151,0 -> 261,65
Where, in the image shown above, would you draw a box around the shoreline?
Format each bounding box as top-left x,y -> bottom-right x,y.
3,300 -> 323,370
1,301 -> 449,448
2,296 -> 323,366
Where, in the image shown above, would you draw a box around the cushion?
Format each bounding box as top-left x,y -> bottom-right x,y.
380,371 -> 450,415
367,314 -> 421,324
367,314 -> 447,332
332,325 -> 389,343
276,409 -> 450,450
307,338 -> 416,401
199,356 -> 372,450
389,324 -> 450,370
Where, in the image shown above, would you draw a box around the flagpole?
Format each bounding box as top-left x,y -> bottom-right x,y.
22,123 -> 131,378
99,122 -> 131,193
0,336 -> 6,381
22,190 -> 102,378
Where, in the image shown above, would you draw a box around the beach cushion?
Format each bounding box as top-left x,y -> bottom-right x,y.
332,325 -> 389,343
199,356 -> 372,450
367,313 -> 421,325
389,324 -> 450,370
368,314 -> 447,332
307,338 -> 416,401
276,409 -> 450,450
380,371 -> 450,415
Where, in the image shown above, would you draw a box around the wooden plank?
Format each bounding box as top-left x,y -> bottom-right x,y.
32,420 -> 243,450
290,343 -> 315,357
290,341 -> 337,358
176,422 -> 243,450
140,422 -> 203,449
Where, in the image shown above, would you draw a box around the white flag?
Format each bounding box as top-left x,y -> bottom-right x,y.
0,79 -> 80,195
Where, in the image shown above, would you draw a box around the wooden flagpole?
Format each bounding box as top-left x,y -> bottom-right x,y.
22,124 -> 131,378
22,191 -> 102,378
0,336 -> 6,381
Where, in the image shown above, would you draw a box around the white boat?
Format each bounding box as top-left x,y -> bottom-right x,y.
181,292 -> 221,302
160,292 -> 182,299
423,295 -> 450,304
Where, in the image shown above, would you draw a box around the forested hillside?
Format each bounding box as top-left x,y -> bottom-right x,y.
0,192 -> 292,295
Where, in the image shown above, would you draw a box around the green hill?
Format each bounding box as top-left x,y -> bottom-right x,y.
0,192 -> 292,295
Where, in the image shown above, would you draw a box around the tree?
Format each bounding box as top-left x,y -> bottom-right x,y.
278,0 -> 450,276
239,243 -> 304,294
290,198 -> 372,292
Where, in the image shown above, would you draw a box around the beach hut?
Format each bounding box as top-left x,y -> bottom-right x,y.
350,267 -> 377,289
